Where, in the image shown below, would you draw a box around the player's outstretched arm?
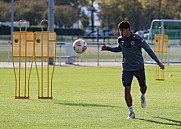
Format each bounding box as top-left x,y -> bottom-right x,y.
101,43 -> 122,52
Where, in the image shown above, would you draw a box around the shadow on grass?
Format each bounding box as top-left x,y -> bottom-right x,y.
136,116 -> 181,127
53,100 -> 120,108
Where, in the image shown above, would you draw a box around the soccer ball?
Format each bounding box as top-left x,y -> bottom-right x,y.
72,39 -> 87,54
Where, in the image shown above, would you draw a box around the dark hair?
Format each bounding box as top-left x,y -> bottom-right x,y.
118,21 -> 130,29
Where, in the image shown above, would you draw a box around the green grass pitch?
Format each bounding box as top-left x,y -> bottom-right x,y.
0,65 -> 181,128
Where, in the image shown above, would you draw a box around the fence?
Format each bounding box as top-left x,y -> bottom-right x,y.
0,40 -> 181,66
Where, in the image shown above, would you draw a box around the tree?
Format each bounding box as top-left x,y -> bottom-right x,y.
80,11 -> 90,29
54,5 -> 76,28
98,0 -> 180,32
54,0 -> 90,28
97,0 -> 143,32
1,0 -> 11,3
0,0 -> 180,31
0,1 -> 11,21
14,0 -> 47,25
139,0 -> 181,28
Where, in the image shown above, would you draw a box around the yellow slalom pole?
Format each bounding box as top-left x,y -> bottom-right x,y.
13,19 -> 32,99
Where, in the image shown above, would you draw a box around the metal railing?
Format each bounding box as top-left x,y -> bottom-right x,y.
0,40 -> 181,66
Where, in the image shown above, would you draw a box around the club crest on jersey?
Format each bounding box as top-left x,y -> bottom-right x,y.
131,41 -> 135,45
121,41 -> 124,45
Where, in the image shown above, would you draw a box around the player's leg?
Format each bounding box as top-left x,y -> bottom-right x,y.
140,85 -> 147,94
125,86 -> 135,118
124,86 -> 132,107
139,84 -> 147,108
135,69 -> 147,108
122,71 -> 135,118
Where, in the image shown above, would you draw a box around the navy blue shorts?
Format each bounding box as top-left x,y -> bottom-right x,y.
122,69 -> 146,87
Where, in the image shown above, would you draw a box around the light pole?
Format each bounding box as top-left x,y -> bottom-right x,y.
9,0 -> 14,62
48,0 -> 55,65
91,0 -> 94,34
11,0 -> 14,41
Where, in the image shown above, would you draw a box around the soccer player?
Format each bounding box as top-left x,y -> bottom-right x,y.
101,21 -> 164,119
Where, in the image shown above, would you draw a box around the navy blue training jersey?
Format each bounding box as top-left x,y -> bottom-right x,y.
107,33 -> 161,71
